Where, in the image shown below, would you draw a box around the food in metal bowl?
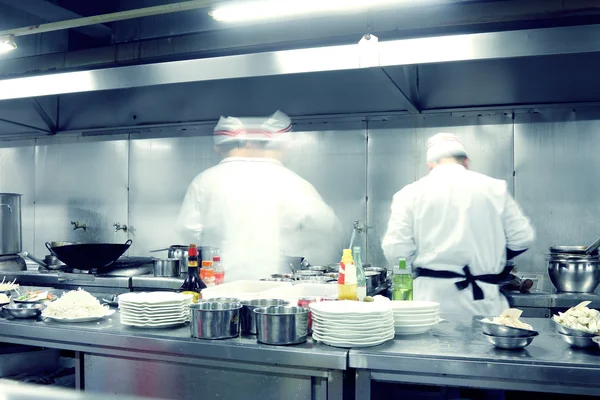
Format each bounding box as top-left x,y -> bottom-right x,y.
481,308 -> 534,331
4,303 -> 45,319
552,301 -> 600,335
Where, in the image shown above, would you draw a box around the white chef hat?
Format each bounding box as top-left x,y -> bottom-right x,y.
426,133 -> 468,163
213,110 -> 292,147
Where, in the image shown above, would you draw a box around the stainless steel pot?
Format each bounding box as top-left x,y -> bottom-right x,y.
305,265 -> 327,273
254,306 -> 309,345
295,270 -> 323,278
365,271 -> 381,293
240,299 -> 288,334
153,258 -> 180,277
365,267 -> 388,283
190,301 -> 242,340
0,194 -> 21,255
547,256 -> 600,293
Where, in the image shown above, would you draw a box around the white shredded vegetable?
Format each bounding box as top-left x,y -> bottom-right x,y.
483,308 -> 533,330
0,277 -> 19,292
42,288 -> 108,319
552,301 -> 600,334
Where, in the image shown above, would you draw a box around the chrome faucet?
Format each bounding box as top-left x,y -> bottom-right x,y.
349,220 -> 365,249
113,222 -> 128,233
71,221 -> 86,232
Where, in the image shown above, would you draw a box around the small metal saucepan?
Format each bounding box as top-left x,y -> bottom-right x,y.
153,258 -> 180,277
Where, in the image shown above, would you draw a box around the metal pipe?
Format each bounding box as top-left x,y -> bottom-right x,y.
0,0 -> 215,38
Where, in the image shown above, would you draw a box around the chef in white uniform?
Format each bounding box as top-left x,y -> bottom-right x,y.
382,133 -> 535,316
178,111 -> 341,281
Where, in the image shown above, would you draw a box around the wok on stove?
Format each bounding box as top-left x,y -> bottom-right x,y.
46,240 -> 132,271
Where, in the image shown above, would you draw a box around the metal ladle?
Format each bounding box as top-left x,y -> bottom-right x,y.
585,236 -> 600,255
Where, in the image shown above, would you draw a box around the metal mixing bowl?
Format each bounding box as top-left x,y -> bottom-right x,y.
483,332 -> 537,349
240,299 -> 288,335
547,258 -> 600,293
481,320 -> 537,338
4,303 -> 45,319
559,332 -> 596,348
553,319 -> 596,337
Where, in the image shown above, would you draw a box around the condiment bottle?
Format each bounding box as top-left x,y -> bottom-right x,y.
213,256 -> 225,285
353,246 -> 367,301
392,258 -> 413,301
179,244 -> 206,303
337,249 -> 357,301
202,260 -> 216,287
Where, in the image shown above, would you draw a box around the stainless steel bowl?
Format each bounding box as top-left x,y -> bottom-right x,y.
254,306 -> 309,345
190,301 -> 242,340
547,258 -> 600,293
260,278 -> 294,282
553,319 -> 596,337
153,258 -> 180,277
481,320 -> 537,338
365,267 -> 388,283
4,303 -> 45,319
200,297 -> 240,304
559,332 -> 596,348
240,299 -> 288,335
593,336 -> 600,349
483,332 -> 537,349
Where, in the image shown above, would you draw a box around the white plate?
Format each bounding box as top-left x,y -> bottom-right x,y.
119,305 -> 191,313
394,315 -> 440,325
393,310 -> 439,318
310,300 -> 392,315
121,320 -> 188,328
121,316 -> 189,324
118,292 -> 193,305
120,310 -> 190,318
394,320 -> 440,335
118,303 -> 191,311
311,309 -> 393,321
390,301 -> 439,311
44,309 -> 115,323
311,315 -> 394,327
312,327 -> 394,340
313,332 -> 394,348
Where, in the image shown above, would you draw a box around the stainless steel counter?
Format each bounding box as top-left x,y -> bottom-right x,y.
505,291 -> 600,309
0,309 -> 347,400
350,317 -> 600,399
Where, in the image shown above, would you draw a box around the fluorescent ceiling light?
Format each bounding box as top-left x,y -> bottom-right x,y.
210,0 -> 423,22
0,35 -> 17,53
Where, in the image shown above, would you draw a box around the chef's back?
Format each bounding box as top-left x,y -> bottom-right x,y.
178,111 -> 340,282
383,133 -> 535,317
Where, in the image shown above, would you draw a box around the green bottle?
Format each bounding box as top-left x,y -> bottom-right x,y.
392,258 -> 413,301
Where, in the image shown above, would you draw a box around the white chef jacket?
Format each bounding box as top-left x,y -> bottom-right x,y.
178,157 -> 340,281
382,164 -> 535,316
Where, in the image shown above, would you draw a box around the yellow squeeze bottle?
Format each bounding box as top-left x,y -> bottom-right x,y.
337,249 -> 357,301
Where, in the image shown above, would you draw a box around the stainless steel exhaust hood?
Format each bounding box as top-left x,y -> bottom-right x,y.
1,24 -> 600,135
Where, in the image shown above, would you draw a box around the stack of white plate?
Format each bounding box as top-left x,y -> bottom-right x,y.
309,300 -> 395,348
391,301 -> 440,335
118,292 -> 193,328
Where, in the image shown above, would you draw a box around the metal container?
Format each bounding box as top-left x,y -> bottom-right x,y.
153,258 -> 180,277
324,272 -> 339,280
547,257 -> 600,293
365,267 -> 388,283
365,271 -> 381,293
481,320 -> 537,338
3,303 -> 45,319
190,301 -> 242,340
296,276 -> 335,284
254,306 -> 309,345
558,332 -> 596,348
271,273 -> 294,279
260,278 -> 294,282
240,299 -> 288,335
483,332 -> 537,349
0,194 -> 21,255
305,266 -> 327,273
200,297 -> 240,304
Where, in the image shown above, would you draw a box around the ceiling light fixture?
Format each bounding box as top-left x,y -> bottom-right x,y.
210,0 -> 427,22
0,35 -> 17,53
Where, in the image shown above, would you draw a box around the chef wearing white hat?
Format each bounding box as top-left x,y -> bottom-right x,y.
382,133 -> 535,316
178,111 -> 340,281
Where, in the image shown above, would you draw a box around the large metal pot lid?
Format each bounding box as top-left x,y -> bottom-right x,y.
549,245 -> 598,254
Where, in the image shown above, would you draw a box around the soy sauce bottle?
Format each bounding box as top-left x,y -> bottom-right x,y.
179,244 -> 206,302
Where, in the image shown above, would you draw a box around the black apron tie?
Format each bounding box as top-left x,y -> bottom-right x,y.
414,264 -> 513,301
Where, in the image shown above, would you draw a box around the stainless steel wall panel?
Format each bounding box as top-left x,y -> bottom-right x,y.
0,140 -> 35,255
33,136 -> 129,257
367,114 -> 514,268
514,110 -> 600,288
128,129 -> 217,256
284,121 -> 367,263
